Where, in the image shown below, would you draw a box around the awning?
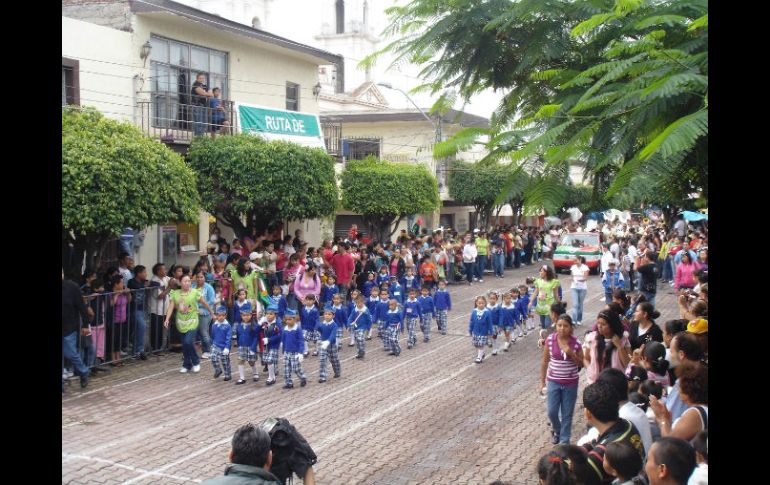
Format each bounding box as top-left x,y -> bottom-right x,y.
681,210 -> 708,222
235,103 -> 326,150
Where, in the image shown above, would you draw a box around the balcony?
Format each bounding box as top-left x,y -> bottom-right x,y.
139,94 -> 237,144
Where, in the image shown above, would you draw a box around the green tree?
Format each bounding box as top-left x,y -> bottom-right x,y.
62,108 -> 199,278
187,134 -> 338,239
448,160 -> 519,228
368,0 -> 708,213
341,157 -> 440,242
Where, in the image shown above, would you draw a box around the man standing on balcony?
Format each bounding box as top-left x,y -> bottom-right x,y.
191,73 -> 213,137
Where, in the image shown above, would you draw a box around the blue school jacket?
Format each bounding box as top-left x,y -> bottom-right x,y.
499,303 -> 519,328
348,306 -> 373,331
300,305 -> 319,333
403,298 -> 421,321
469,308 -> 493,336
433,289 -> 452,311
317,319 -> 338,344
418,295 -> 435,314
384,308 -> 404,330
267,294 -> 287,318
280,325 -> 305,354
211,320 -> 233,349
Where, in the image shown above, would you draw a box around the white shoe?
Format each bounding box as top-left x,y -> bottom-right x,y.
492,349 -> 498,355
479,279 -> 484,283
192,364 -> 201,373
576,321 -> 582,326
180,367 -> 189,373
201,352 -> 211,359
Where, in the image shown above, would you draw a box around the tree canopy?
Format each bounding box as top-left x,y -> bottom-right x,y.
341,157 -> 440,242
187,134 -> 338,238
366,0 -> 708,213
62,108 -> 199,277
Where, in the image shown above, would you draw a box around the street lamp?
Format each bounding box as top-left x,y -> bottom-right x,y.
140,41 -> 152,67
376,82 -> 437,132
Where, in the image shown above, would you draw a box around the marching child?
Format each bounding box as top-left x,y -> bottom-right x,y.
385,299 -> 404,356
280,309 -> 307,389
300,294 -> 320,356
366,286 -> 380,340
602,260 -> 625,304
510,288 -> 526,340
389,275 -> 405,305
376,264 -> 391,286
210,305 -> 233,381
232,288 -> 249,328
401,266 -> 421,294
348,294 -> 373,359
418,286 -> 435,343
469,295 -> 493,363
267,284 -> 287,319
403,288 -> 421,349
499,292 -> 519,351
346,289 -> 361,347
317,305 -> 341,382
377,286 -> 392,350
331,293 -> 348,351
362,271 -> 377,298
520,282 -> 535,333
320,274 -> 339,306
235,301 -> 260,385
487,291 -> 502,354
261,304 -> 282,386
433,279 -> 452,335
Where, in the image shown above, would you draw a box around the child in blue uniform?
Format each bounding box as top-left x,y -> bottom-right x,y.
317,305 -> 340,382
210,305 -> 233,381
469,295 -> 493,363
362,271 -> 377,298
418,286 -> 435,343
366,286 -> 380,340
510,288 -> 525,340
331,294 -> 348,351
400,267 -> 421,294
280,309 -> 306,389
348,294 -> 373,359
346,289 -> 361,347
231,288 -> 249,327
235,302 -> 260,384
385,299 -> 404,356
403,288 -> 421,349
320,275 -> 339,307
499,292 -> 518,351
376,265 -> 390,286
488,291 -> 502,355
267,285 -> 287,319
519,283 -> 534,333
261,304 -> 282,386
389,276 -> 405,305
433,279 -> 452,335
300,295 -> 320,356
376,287 -> 391,350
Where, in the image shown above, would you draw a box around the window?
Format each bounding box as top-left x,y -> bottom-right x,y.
344,138 -> 381,161
62,57 -> 80,106
149,36 -> 228,128
286,82 -> 300,111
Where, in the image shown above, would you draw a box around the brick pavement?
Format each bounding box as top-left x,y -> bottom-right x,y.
63,264 -> 681,485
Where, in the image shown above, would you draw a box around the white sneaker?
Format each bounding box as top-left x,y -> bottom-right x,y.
479,279 -> 484,283
576,321 -> 582,326
492,349 -> 498,355
201,352 -> 211,359
192,364 -> 201,373
180,367 -> 189,373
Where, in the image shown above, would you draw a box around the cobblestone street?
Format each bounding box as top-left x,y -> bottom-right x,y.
62,265 -> 680,485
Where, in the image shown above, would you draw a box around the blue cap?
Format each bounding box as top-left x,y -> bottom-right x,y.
284,308 -> 297,318
266,304 -> 280,313
215,305 -> 227,314
239,301 -> 253,313
323,304 -> 335,314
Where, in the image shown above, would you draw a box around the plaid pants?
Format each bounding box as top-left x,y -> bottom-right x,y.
406,317 -> 419,347
283,352 -> 306,386
336,327 -> 344,348
420,312 -> 433,341
436,310 -> 448,333
211,345 -> 232,378
354,328 -> 366,355
379,320 -> 390,350
318,344 -> 340,380
389,325 -> 402,354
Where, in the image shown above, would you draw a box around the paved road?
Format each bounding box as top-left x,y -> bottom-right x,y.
62,264 -> 680,485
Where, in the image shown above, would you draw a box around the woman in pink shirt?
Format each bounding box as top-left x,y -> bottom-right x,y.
583,310 -> 631,384
294,260 -> 321,306
675,252 -> 696,290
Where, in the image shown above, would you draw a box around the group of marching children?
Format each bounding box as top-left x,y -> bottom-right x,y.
204,268 -> 454,389
468,278 -> 540,364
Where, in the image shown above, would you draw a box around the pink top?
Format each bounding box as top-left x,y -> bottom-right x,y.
546,334 -> 582,386
114,294 -> 129,324
584,330 -> 630,384
675,262 -> 696,289
294,269 -> 321,301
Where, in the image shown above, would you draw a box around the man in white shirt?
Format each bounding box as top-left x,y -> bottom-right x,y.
462,238 -> 478,285
610,238 -> 620,260
600,244 -> 614,276
150,263 -> 172,352
673,215 -> 687,238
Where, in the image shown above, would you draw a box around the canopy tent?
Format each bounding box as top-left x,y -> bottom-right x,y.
544,216 -> 562,227
681,210 -> 708,222
566,207 -> 583,222
586,211 -> 605,222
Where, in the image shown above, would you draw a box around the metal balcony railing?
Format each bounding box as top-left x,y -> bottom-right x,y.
138,94 -> 237,144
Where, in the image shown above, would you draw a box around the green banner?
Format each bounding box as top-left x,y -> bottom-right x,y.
238,105 -> 321,137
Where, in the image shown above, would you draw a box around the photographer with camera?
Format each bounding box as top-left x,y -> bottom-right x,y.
203,419 -> 317,485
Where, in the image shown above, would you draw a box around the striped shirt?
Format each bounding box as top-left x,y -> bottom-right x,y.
546,334 -> 581,386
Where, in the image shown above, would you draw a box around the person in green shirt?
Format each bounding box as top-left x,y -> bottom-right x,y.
164,274 -> 214,374
528,264 -> 561,330
231,259 -> 258,304
475,231 -> 489,282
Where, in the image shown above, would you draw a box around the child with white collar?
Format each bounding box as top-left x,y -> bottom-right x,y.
317,305 -> 341,382
279,308 -> 306,389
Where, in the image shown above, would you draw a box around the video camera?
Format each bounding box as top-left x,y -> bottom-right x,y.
260,417 -> 317,485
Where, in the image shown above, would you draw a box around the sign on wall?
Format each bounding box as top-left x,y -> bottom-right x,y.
235,103 -> 326,150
